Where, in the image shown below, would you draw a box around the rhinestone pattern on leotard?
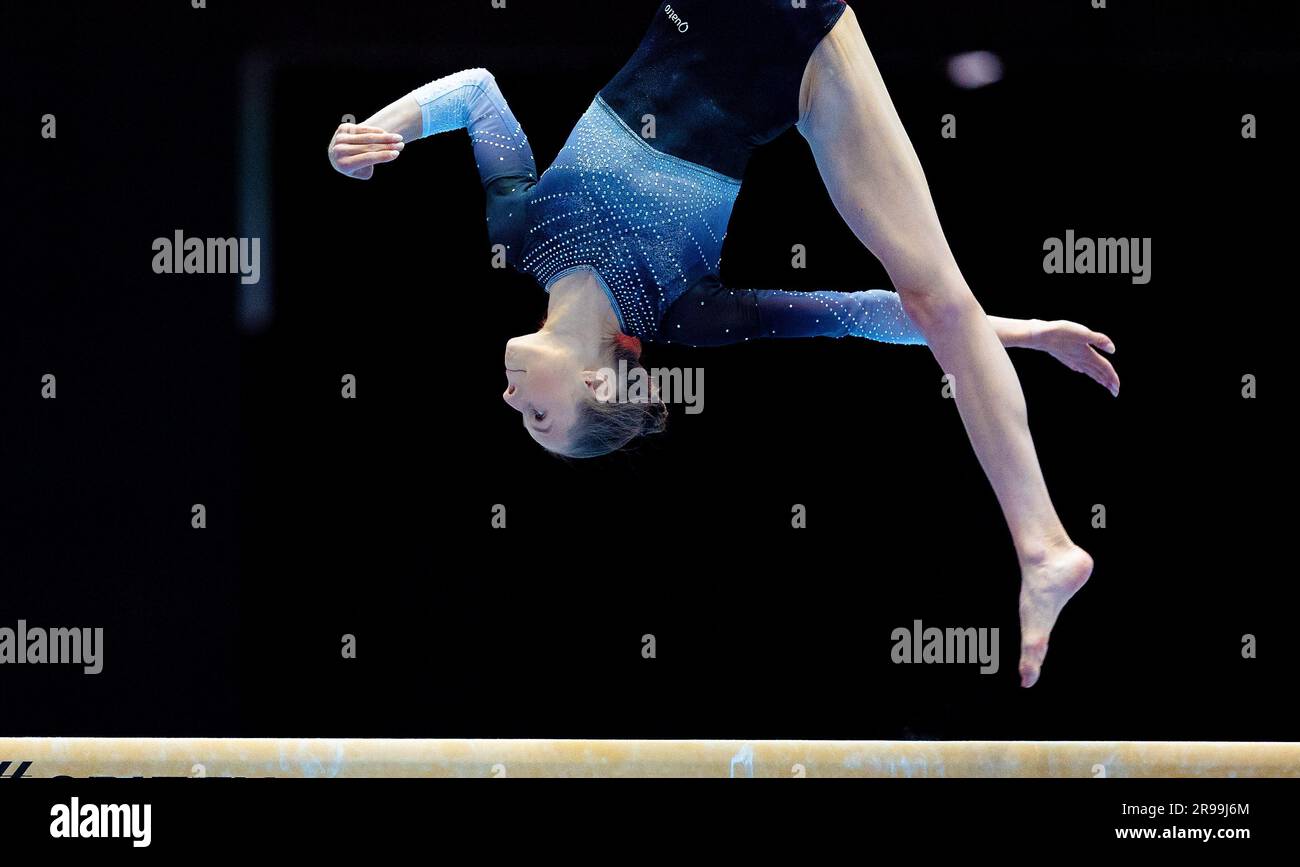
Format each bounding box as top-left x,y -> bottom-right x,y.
519,96 -> 741,339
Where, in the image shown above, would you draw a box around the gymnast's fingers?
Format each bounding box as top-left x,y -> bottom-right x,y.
335,150 -> 401,171
335,123 -> 389,135
334,132 -> 405,146
1089,331 -> 1116,354
1087,348 -> 1120,396
332,141 -> 406,156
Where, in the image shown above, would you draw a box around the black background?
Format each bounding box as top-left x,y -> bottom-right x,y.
4,0 -> 1294,743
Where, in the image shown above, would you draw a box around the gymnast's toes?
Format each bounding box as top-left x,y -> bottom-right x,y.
1018,635 -> 1049,688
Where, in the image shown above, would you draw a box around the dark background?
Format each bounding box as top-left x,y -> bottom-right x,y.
4,0 -> 1294,740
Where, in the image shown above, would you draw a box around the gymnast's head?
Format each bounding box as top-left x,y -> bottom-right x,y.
502,327 -> 667,458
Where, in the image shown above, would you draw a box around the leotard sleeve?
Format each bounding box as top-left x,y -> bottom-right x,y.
660,276 -> 926,347
408,68 -> 537,266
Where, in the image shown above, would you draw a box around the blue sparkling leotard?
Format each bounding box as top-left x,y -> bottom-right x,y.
409,0 -> 926,347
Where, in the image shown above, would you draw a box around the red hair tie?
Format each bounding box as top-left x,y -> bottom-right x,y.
614,332 -> 642,359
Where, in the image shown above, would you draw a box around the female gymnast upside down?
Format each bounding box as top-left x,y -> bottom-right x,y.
327,1 -> 1118,687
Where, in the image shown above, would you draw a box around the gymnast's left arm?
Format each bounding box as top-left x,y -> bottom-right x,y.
662,280 -> 1119,393
661,278 -> 924,346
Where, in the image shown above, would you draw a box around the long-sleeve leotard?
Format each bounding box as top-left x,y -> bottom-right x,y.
661,278 -> 926,347
409,68 -> 537,267
405,4 -> 924,348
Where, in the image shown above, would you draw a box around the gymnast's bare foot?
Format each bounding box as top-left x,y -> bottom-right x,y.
1018,542 -> 1093,687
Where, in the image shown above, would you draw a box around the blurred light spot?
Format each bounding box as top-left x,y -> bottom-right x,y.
947,51 -> 1004,89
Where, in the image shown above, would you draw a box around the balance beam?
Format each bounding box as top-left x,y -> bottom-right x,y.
2,738 -> 1296,778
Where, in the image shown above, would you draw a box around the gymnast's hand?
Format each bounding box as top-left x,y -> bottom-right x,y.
1032,320 -> 1120,397
327,123 -> 405,180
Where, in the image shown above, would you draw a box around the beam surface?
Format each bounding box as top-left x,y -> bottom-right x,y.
2,738 -> 1296,778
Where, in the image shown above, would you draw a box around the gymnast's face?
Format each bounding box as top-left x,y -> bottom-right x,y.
502,332 -> 600,449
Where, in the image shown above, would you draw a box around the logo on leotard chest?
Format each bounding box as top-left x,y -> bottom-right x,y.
663,4 -> 689,33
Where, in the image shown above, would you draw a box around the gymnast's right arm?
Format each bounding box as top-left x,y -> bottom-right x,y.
326,68 -> 537,188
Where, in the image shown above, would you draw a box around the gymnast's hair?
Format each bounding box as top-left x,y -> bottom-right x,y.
557,332 -> 667,459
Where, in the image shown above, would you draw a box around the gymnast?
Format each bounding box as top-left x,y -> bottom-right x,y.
327,1 -> 1119,687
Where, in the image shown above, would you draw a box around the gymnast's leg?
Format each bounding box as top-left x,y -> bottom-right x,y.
797,6 -> 1091,687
